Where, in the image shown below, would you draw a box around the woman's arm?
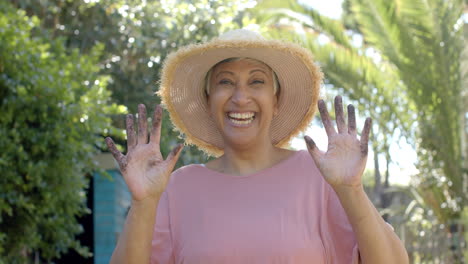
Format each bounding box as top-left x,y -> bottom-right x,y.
105,104 -> 183,264
333,184 -> 408,263
305,96 -> 408,264
110,196 -> 161,264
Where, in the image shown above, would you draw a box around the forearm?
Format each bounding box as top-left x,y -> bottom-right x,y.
333,185 -> 409,264
110,194 -> 161,264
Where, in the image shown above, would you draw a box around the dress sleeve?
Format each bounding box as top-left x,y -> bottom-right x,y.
321,182 -> 361,264
150,191 -> 175,264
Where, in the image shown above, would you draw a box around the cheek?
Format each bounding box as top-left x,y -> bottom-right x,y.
257,92 -> 278,113
207,92 -> 227,115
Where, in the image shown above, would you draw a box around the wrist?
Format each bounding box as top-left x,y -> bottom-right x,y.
331,184 -> 374,227
331,183 -> 368,207
131,193 -> 162,208
331,182 -> 364,196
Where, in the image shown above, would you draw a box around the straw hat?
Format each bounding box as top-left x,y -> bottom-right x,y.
157,29 -> 323,156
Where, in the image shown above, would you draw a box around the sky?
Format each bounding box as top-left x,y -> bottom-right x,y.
289,1 -> 417,186
303,0 -> 344,19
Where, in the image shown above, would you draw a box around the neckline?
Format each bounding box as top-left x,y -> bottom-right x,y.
196,150 -> 304,179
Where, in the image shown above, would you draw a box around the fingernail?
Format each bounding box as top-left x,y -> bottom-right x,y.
318,100 -> 326,110
304,136 -> 314,149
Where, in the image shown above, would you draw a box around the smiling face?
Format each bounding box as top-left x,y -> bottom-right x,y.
207,58 -> 279,150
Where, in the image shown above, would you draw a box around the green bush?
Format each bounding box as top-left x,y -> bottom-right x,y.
0,2 -> 123,262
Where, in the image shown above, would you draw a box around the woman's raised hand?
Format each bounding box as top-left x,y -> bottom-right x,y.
304,96 -> 371,188
105,104 -> 183,201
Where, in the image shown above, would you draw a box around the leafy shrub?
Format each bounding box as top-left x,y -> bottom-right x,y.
0,2 -> 123,262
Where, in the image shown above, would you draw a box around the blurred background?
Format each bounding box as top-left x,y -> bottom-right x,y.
0,0 -> 467,263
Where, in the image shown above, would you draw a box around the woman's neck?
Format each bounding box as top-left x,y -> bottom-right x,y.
207,143 -> 294,176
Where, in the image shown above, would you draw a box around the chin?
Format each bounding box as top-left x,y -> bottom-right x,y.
222,132 -> 259,150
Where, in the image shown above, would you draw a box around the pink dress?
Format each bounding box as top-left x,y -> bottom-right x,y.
151,150 -> 360,264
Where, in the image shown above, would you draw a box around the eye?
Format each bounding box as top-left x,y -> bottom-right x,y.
219,79 -> 234,85
251,79 -> 265,85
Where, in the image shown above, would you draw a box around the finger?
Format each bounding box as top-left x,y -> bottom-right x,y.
164,144 -> 184,169
304,135 -> 322,162
126,114 -> 137,149
360,117 -> 372,156
137,104 -> 148,144
347,104 -> 357,135
105,137 -> 125,163
334,96 -> 346,133
150,105 -> 163,145
318,100 -> 337,136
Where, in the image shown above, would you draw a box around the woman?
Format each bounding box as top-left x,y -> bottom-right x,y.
105,29 -> 409,263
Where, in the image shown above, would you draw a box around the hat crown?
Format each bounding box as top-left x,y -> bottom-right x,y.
218,29 -> 265,41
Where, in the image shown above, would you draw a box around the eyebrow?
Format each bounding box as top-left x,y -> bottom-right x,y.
249,69 -> 268,75
215,69 -> 268,78
215,71 -> 234,78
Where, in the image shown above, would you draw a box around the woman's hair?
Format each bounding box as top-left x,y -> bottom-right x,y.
204,57 -> 280,96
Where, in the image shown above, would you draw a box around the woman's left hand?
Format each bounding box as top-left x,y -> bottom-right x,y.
304,95 -> 372,188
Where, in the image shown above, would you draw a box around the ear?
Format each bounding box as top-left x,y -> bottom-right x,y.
206,95 -> 212,116
273,93 -> 279,116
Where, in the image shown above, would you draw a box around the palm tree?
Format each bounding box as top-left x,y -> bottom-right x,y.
253,0 -> 466,262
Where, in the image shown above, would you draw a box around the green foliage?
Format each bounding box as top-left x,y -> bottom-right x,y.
382,185 -> 467,262
348,0 -> 465,222
9,0 -> 252,164
0,2 -> 123,262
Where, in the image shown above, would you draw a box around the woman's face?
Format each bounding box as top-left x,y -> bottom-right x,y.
207,59 -> 278,149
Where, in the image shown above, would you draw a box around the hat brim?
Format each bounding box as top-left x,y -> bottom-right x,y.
158,38 -> 322,157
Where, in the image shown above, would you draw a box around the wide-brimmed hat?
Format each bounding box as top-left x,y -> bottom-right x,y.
157,29 -> 323,156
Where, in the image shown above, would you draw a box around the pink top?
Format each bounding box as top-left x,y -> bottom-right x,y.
151,150 -> 360,264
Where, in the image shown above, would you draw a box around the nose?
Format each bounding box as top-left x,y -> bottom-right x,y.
231,85 -> 251,106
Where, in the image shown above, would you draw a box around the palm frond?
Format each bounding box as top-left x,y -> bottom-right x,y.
255,0 -> 355,51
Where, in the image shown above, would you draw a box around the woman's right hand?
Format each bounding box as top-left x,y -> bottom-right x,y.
105,104 -> 183,202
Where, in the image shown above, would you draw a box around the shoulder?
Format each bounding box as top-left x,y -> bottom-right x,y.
270,149 -> 325,187
164,163 -> 209,191
295,149 -> 313,161
170,163 -> 203,181
290,149 -> 330,190
287,149 -> 319,171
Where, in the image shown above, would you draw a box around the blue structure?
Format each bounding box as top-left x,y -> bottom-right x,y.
93,154 -> 131,264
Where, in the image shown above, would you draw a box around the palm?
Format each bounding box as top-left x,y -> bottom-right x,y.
305,96 -> 371,188
105,104 -> 183,201
120,146 -> 166,199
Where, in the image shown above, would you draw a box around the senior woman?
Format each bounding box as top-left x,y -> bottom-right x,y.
105,29 -> 409,263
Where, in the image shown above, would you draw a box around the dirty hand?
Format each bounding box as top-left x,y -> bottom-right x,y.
305,96 -> 371,188
105,104 -> 183,201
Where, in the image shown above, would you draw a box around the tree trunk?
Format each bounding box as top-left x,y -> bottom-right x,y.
373,146 -> 382,208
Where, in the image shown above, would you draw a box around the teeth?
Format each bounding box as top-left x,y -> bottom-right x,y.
230,118 -> 253,125
228,112 -> 255,119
